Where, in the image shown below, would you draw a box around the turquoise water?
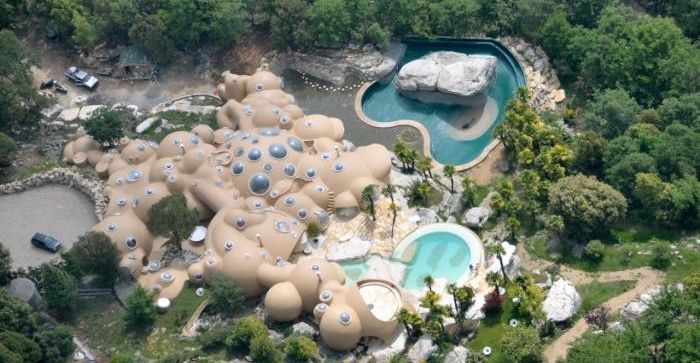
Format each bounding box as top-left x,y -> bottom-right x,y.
339,230 -> 472,289
402,231 -> 471,289
361,39 -> 525,166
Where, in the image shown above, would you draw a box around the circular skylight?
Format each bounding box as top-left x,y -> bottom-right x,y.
287,137 -> 304,152
279,115 -> 290,125
333,162 -> 345,172
283,163 -> 296,177
108,223 -> 117,231
268,143 -> 288,159
284,196 -> 295,206
247,148 -> 262,162
234,147 -> 244,157
127,169 -> 143,182
321,152 -> 331,160
255,83 -> 263,91
145,187 -> 155,196
190,134 -> 200,144
125,237 -> 137,249
248,173 -> 271,195
224,240 -> 234,251
305,168 -> 316,179
297,208 -> 308,219
231,161 -> 245,176
235,217 -> 247,229
274,220 -> 291,233
263,163 -> 273,173
339,312 -> 352,325
258,127 -> 279,137
318,211 -> 329,226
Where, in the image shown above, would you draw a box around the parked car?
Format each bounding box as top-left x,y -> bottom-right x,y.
64,66 -> 99,90
31,233 -> 62,253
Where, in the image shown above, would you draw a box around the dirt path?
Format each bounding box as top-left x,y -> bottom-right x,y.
517,245 -> 663,363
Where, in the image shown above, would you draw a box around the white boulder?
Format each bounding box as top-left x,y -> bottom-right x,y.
444,346 -> 470,363
407,335 -> 437,363
543,279 -> 581,322
396,51 -> 497,107
78,105 -> 105,120
291,322 -> 316,336
136,116 -> 160,133
464,207 -> 491,228
58,108 -> 80,122
364,258 -> 406,286
368,329 -> 408,363
326,237 -> 371,262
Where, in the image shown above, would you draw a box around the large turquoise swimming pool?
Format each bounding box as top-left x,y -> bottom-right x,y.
339,224 -> 484,289
360,38 -> 525,166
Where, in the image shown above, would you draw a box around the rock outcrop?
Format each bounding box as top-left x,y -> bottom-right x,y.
396,52 -> 497,107
326,237 -> 371,262
407,335 -> 437,363
282,44 -> 397,85
543,279 -> 581,322
445,346 -> 470,363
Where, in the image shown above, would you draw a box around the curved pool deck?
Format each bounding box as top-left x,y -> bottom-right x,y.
391,223 -> 485,289
355,38 -> 526,171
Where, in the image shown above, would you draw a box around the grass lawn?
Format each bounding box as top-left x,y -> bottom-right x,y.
468,294 -> 515,363
526,223 -> 699,274
136,110 -> 218,142
574,280 -> 636,319
72,284 -> 206,359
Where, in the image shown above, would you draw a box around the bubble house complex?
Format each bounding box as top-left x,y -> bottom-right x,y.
62,71 -> 406,350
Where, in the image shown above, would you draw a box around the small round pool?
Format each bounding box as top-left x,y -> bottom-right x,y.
393,223 -> 484,289
358,38 -> 525,168
339,223 -> 484,289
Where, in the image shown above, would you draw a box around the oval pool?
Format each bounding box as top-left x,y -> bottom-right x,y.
340,223 -> 484,289
359,38 -> 525,167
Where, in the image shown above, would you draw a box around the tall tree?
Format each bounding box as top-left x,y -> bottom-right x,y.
0,30 -> 47,132
124,285 -> 156,330
147,193 -> 199,253
0,242 -> 10,286
40,264 -> 77,312
308,0 -> 351,46
361,185 -> 377,221
83,109 -> 125,148
382,183 -> 396,203
270,0 -> 312,50
389,202 -> 399,239
487,244 -> 509,282
67,231 -> 119,286
442,165 -> 456,193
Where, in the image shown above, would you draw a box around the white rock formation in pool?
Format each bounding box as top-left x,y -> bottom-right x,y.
396,51 -> 497,107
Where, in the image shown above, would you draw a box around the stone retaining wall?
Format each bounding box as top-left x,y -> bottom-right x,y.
499,36 -> 566,110
0,168 -> 107,220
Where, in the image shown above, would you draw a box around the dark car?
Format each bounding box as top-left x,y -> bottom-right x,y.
31,233 -> 62,253
64,66 -> 99,90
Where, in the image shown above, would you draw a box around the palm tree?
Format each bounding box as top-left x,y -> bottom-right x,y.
486,271 -> 502,295
423,274 -> 434,292
461,176 -> 477,208
397,308 -> 412,337
506,216 -> 521,243
406,149 -> 418,173
417,156 -> 433,180
382,183 -> 396,203
442,165 -> 456,193
396,308 -> 422,338
417,181 -> 431,207
487,244 -> 509,282
389,202 -> 400,239
393,141 -> 408,171
361,185 -> 376,221
446,283 -> 459,317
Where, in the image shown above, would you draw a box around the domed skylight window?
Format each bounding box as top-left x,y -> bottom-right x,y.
161,271 -> 174,282
173,138 -> 182,145
272,107 -> 280,115
138,144 -> 146,152
190,134 -> 200,144
115,177 -> 124,185
263,163 -> 273,173
108,223 -> 117,231
304,120 -> 313,128
247,148 -> 262,162
315,185 -> 326,193
117,198 -> 127,206
268,143 -> 288,159
231,161 -> 245,176
279,115 -> 290,125
235,217 -> 247,230
241,133 -> 251,140
333,162 -> 345,172
206,257 -> 217,266
243,105 -> 253,116
258,127 -> 279,137
195,148 -> 205,157
249,173 -> 271,195
297,208 -> 308,219
255,83 -> 263,91
215,166 -> 224,174
315,303 -> 328,313
274,220 -> 291,233
311,264 -> 320,273
284,196 -> 295,206
318,211 -> 330,226
224,240 -> 234,251
126,237 -> 137,249
287,137 -> 304,152
339,312 -> 352,325
305,168 -> 317,179
321,152 -> 331,160
164,163 -> 173,170
127,169 -> 143,182
234,147 -> 244,157
283,163 -> 296,177
145,187 -> 155,196
320,290 -> 332,302
254,199 -> 263,208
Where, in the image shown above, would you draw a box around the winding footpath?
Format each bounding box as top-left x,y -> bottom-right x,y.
517,245 -> 664,363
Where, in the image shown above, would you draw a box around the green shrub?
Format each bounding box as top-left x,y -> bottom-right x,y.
84,109 -> 125,146
225,317 -> 268,353
651,240 -> 672,270
0,132 -> 16,167
199,323 -> 230,351
306,222 -> 321,239
285,335 -> 319,361
68,231 -> 119,286
250,335 -> 283,363
620,244 -> 635,263
124,285 -> 156,330
0,331 -> 41,362
501,326 -> 542,363
0,242 -> 11,286
110,354 -> 135,363
367,23 -> 389,50
40,264 -> 77,311
584,240 -> 606,261
0,343 -> 21,363
209,274 -> 245,315
36,324 -> 74,363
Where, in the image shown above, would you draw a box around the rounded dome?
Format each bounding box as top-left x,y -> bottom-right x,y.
287,137 -> 304,152
268,143 -> 288,159
247,148 -> 262,162
264,282 -> 303,322
319,305 -> 362,351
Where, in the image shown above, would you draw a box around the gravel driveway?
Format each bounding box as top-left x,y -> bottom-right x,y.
0,185 -> 97,269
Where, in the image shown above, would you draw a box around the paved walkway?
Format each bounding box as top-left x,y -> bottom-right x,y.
517,245 -> 663,363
